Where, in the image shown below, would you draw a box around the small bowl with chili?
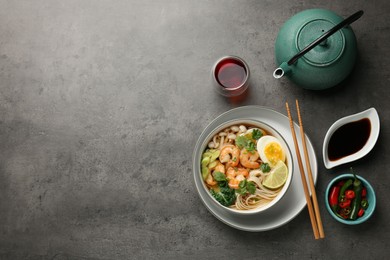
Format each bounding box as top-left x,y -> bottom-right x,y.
325,173 -> 376,225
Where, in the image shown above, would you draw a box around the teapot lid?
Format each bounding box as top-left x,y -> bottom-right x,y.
297,19 -> 345,66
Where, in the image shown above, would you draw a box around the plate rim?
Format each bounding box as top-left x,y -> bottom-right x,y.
192,105 -> 318,232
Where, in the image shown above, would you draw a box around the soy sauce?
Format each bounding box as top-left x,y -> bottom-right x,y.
328,118 -> 371,161
215,58 -> 247,89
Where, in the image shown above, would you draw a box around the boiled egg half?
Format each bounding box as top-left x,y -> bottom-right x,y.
257,135 -> 286,166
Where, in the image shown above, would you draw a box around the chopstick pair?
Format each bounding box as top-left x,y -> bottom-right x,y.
286,100 -> 325,239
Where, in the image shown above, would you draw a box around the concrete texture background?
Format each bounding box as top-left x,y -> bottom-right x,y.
0,0 -> 389,259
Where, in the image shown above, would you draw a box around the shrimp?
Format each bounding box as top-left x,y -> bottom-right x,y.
206,163 -> 225,186
214,162 -> 226,174
219,145 -> 240,168
227,167 -> 249,189
206,173 -> 217,186
240,149 -> 260,169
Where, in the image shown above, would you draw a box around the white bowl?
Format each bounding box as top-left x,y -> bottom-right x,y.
195,119 -> 293,215
323,108 -> 380,169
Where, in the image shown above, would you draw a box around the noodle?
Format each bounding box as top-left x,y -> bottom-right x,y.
233,169 -> 281,210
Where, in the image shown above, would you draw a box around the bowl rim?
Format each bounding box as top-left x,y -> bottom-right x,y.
325,173 -> 376,225
194,118 -> 294,215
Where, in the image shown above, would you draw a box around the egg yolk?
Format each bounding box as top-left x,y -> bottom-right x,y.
264,142 -> 284,165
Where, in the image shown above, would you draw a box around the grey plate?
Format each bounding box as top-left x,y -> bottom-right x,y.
192,106 -> 318,232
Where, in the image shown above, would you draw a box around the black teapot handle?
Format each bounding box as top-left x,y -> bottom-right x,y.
287,10 -> 364,66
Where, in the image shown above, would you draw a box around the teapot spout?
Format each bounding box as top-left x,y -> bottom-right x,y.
273,62 -> 291,79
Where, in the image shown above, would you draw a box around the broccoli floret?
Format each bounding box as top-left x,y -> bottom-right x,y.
210,181 -> 236,207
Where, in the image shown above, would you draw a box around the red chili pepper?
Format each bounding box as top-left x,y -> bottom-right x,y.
339,199 -> 351,208
329,185 -> 340,212
358,208 -> 365,217
361,187 -> 367,197
345,190 -> 355,200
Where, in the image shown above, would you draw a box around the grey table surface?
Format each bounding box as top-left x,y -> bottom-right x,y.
1,0 -> 389,259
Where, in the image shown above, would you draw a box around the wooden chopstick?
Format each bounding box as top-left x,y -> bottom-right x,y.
286,102 -> 320,240
296,100 -> 325,238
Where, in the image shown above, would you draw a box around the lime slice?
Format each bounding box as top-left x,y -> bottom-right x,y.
262,160 -> 288,189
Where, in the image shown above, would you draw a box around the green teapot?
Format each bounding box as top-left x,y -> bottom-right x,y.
274,9 -> 363,90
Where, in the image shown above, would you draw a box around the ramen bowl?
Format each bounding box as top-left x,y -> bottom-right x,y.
193,119 -> 293,215
325,173 -> 376,225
